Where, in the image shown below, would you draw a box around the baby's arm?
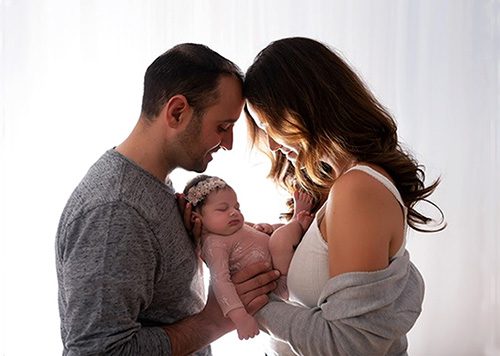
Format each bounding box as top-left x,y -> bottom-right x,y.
202,235 -> 260,340
227,307 -> 260,340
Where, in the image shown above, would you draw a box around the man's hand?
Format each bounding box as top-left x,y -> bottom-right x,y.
176,193 -> 202,243
194,262 -> 279,339
232,261 -> 280,315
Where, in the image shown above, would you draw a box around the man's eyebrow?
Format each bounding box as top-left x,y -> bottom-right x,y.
217,119 -> 238,127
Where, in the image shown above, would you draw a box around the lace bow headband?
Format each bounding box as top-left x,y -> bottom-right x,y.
186,177 -> 227,207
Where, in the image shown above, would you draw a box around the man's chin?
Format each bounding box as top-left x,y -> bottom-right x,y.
192,160 -> 210,173
192,165 -> 208,173
185,154 -> 212,173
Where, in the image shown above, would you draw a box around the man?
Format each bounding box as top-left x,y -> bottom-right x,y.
55,43 -> 278,355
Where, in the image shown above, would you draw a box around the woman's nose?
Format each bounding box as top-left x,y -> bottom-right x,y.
267,136 -> 282,152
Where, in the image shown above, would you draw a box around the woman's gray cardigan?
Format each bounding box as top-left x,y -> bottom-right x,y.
256,251 -> 424,356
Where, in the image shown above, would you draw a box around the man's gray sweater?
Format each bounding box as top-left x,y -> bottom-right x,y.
56,149 -> 209,355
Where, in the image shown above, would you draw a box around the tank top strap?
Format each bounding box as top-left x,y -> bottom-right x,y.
345,164 -> 406,212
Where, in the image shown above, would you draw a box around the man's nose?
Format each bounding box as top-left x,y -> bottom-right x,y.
220,128 -> 233,150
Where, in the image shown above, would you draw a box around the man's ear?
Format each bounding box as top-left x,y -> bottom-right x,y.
164,95 -> 190,128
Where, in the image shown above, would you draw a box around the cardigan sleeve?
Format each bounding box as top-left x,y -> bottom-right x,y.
255,252 -> 424,356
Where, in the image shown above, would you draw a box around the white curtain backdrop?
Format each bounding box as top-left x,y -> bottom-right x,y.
1,0 -> 498,355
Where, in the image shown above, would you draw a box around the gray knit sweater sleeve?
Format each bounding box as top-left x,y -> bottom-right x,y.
59,201 -> 170,355
256,252 -> 424,356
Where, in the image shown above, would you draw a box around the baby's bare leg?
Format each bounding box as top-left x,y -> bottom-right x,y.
292,190 -> 314,230
269,221 -> 303,300
269,190 -> 315,299
269,221 -> 303,276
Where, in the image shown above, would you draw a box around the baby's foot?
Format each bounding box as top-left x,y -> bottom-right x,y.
296,210 -> 314,232
292,190 -> 314,219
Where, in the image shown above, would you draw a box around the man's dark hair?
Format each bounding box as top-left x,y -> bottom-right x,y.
141,43 -> 243,119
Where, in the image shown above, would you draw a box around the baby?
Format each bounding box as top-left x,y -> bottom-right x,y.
183,175 -> 313,340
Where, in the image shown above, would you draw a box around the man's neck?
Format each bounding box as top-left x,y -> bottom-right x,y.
115,121 -> 173,182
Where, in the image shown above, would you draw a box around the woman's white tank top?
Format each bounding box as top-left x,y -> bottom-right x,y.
287,164 -> 407,308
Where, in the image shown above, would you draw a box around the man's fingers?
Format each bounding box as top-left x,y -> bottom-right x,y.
176,193 -> 185,213
231,262 -> 279,315
239,280 -> 277,306
234,269 -> 279,295
192,217 -> 202,243
232,261 -> 272,284
246,294 -> 270,315
176,194 -> 202,244
183,204 -> 193,229
176,194 -> 192,229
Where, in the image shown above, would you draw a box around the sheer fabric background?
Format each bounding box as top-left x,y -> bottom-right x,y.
0,0 -> 498,355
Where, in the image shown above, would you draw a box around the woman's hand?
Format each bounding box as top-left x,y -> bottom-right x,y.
253,223 -> 274,235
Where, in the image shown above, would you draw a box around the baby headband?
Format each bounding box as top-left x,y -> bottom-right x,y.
186,177 -> 227,207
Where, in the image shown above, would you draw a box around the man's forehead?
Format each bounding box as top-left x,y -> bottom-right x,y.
202,109 -> 240,125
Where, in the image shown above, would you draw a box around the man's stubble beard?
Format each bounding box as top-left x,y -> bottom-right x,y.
178,113 -> 207,173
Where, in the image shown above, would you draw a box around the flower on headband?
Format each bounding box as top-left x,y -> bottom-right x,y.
186,177 -> 227,206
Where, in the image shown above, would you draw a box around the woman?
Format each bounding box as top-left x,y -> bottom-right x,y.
244,37 -> 445,355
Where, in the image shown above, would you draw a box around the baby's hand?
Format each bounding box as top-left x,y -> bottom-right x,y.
253,223 -> 274,235
236,314 -> 260,340
229,307 -> 261,340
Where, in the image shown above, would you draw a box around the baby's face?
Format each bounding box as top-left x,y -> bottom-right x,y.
200,187 -> 244,235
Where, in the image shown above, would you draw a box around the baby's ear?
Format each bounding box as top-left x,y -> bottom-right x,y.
191,211 -> 202,223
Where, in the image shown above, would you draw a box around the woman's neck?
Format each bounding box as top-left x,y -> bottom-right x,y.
329,158 -> 358,178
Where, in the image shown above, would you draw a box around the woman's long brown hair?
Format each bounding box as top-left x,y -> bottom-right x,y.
244,37 -> 445,232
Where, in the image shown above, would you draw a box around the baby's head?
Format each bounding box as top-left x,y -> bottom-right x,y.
184,175 -> 244,236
